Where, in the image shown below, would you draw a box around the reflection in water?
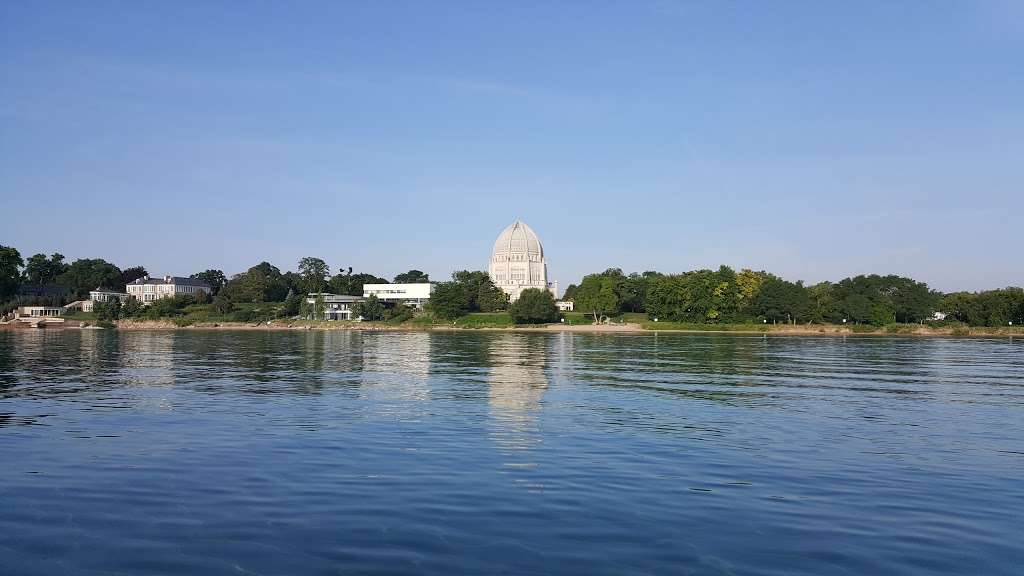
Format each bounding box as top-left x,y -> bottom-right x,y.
485,334 -> 550,490
359,332 -> 432,403
1,331 -> 1023,575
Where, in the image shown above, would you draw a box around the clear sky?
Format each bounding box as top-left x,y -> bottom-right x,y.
2,2 -> 1021,292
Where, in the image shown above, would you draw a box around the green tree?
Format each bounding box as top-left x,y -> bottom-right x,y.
94,299 -> 122,322
298,257 -> 330,295
451,270 -> 507,312
354,294 -> 385,321
575,274 -> 620,323
328,269 -> 388,296
750,277 -> 813,324
56,258 -> 122,297
385,303 -> 415,323
509,288 -> 559,324
23,253 -> 68,286
393,269 -> 430,283
0,246 -> 24,299
281,289 -> 302,317
220,262 -> 289,302
212,293 -> 235,315
191,269 -> 226,296
120,266 -> 148,286
561,283 -> 578,301
429,281 -> 470,320
120,297 -> 143,318
193,289 -> 210,305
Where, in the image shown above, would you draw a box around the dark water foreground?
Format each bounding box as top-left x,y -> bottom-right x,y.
1,330 -> 1022,575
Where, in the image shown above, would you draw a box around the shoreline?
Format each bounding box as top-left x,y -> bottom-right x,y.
3,319 -> 1015,338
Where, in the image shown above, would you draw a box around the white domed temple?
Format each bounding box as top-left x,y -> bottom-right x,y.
488,220 -> 557,302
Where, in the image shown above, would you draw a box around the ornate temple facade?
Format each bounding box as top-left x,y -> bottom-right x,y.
488,220 -> 557,302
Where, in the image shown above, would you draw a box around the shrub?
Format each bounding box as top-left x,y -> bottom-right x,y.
509,288 -> 559,324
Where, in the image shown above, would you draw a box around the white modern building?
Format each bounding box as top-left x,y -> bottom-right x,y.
15,306 -> 64,318
126,275 -> 212,304
363,283 -> 432,308
306,293 -> 361,320
488,220 -> 557,302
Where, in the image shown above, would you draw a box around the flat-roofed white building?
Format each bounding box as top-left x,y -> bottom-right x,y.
126,275 -> 212,304
15,306 -> 64,318
363,283 -> 432,308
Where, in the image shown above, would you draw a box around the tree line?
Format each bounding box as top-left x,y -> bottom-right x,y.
564,267 -> 1023,327
4,243 -> 1020,326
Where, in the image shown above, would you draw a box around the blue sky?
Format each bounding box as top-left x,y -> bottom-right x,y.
2,2 -> 1021,292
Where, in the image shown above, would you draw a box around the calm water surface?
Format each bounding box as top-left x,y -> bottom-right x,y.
1,330 -> 1022,575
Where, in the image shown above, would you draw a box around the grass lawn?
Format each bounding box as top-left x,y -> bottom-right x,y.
453,312 -> 515,328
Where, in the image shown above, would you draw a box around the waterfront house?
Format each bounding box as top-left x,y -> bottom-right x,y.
81,287 -> 130,312
14,305 -> 64,318
305,293 -> 362,320
362,283 -> 432,308
126,275 -> 212,304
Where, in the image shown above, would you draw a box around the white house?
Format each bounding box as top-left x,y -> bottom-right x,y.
15,306 -> 64,318
306,293 -> 361,320
363,283 -> 432,308
126,275 -> 212,304
81,288 -> 130,312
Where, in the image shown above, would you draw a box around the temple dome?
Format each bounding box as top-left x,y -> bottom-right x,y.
491,221 -> 544,262
488,220 -> 554,302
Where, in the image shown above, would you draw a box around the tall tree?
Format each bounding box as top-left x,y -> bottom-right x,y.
23,253 -> 67,286
120,266 -> 148,286
451,270 -> 507,312
220,262 -> 289,302
190,269 -> 227,296
56,259 -> 122,297
575,274 -> 620,323
751,277 -> 813,324
393,269 -> 430,283
329,270 -> 388,296
298,257 -> 330,294
353,295 -> 385,321
428,281 -> 470,320
0,246 -> 23,299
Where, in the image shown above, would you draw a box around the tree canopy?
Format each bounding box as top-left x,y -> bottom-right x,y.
23,253 -> 68,286
329,269 -> 388,296
429,281 -> 471,320
394,269 -> 429,283
0,246 -> 23,299
451,270 -> 508,312
509,288 -> 559,324
220,262 -> 290,303
191,269 -> 227,296
120,266 -> 148,287
298,257 -> 330,294
57,258 -> 123,297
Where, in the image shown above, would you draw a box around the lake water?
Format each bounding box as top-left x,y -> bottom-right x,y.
1,330 -> 1022,575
